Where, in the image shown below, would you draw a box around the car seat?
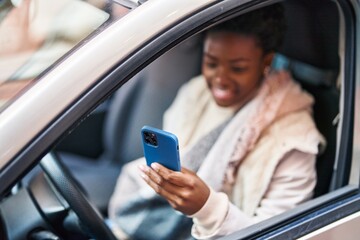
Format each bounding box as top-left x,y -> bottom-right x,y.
275,0 -> 340,198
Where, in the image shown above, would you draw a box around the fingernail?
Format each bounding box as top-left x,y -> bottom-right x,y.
138,164 -> 147,172
151,163 -> 160,171
140,173 -> 148,180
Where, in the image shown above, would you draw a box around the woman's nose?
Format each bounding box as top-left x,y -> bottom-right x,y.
214,67 -> 229,83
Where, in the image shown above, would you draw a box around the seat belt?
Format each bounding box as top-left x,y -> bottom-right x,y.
272,53 -> 338,88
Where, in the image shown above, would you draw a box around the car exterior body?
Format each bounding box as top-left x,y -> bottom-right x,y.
0,0 -> 360,239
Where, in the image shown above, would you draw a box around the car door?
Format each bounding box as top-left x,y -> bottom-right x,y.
0,0 -> 359,239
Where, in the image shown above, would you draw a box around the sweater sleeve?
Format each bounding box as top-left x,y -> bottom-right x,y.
108,158 -> 155,221
190,150 -> 316,239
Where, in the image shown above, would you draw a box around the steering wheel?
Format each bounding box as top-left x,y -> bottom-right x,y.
40,152 -> 117,240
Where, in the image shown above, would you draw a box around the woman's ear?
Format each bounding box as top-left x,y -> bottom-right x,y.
264,52 -> 275,67
262,52 -> 275,77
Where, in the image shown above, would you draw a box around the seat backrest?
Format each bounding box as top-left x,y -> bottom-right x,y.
279,0 -> 340,197
103,35 -> 202,166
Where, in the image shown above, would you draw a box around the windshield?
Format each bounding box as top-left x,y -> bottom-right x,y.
0,0 -> 131,111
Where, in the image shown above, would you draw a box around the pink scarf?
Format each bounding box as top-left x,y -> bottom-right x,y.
196,70 -> 315,191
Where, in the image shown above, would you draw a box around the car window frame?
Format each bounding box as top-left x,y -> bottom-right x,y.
329,0 -> 356,191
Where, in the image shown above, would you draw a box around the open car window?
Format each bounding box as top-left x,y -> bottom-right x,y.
55,0 -> 355,235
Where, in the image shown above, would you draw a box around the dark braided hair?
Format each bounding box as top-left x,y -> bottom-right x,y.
207,3 -> 287,54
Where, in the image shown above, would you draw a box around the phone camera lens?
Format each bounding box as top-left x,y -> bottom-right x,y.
143,131 -> 158,146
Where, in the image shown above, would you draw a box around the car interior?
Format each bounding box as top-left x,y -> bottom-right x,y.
52,0 -> 341,217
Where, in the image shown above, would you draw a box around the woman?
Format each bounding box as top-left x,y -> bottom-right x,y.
109,3 -> 325,239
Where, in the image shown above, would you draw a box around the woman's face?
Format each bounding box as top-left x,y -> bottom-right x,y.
202,31 -> 273,108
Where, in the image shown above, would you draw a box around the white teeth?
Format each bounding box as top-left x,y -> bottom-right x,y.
213,87 -> 233,99
215,85 -> 228,90
216,87 -> 228,92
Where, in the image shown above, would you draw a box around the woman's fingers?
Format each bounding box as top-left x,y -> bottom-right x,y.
138,164 -> 180,200
150,163 -> 194,187
138,163 -> 211,215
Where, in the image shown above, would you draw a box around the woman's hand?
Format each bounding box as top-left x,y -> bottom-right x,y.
139,163 -> 210,215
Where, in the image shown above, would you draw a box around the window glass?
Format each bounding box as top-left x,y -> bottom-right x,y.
0,0 -> 130,111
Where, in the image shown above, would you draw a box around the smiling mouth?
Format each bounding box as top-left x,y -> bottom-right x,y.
212,85 -> 235,102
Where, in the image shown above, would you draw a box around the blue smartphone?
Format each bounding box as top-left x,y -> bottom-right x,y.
141,125 -> 181,171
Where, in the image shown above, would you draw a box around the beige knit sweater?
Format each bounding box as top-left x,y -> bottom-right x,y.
109,71 -> 325,239
164,72 -> 325,239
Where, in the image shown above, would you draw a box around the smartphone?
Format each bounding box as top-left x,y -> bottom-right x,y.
141,125 -> 181,171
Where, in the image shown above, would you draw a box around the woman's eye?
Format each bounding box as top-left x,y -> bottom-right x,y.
205,62 -> 217,69
232,67 -> 247,73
